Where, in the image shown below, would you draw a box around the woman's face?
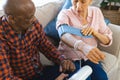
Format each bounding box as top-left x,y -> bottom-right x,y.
72,0 -> 92,13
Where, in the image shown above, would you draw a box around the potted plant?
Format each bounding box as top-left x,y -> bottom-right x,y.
100,0 -> 120,25
101,0 -> 120,10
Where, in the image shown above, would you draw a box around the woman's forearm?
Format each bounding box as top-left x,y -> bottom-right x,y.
61,33 -> 77,48
93,32 -> 110,45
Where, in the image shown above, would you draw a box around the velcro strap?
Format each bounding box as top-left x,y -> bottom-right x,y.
58,24 -> 93,38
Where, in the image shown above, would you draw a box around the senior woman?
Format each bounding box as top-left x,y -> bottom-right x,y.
56,0 -> 112,80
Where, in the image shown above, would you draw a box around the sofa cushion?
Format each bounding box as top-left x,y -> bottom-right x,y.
0,10 -> 4,17
98,24 -> 120,57
101,51 -> 117,73
35,0 -> 64,28
40,52 -> 54,66
44,0 -> 72,46
44,18 -> 60,47
104,18 -> 110,25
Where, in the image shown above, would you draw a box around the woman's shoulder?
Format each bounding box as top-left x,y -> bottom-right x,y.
89,6 -> 102,14
60,7 -> 72,14
89,6 -> 100,11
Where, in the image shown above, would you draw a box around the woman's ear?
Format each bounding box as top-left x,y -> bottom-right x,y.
7,15 -> 15,25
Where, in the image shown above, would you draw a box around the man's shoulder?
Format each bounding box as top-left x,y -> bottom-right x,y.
0,16 -> 7,40
60,6 -> 71,11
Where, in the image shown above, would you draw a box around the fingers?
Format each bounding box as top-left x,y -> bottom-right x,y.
87,52 -> 99,64
60,60 -> 75,73
55,73 -> 68,80
69,61 -> 76,72
95,49 -> 105,60
59,65 -> 62,72
61,60 -> 70,72
82,27 -> 93,36
87,48 -> 105,64
87,56 -> 99,64
91,50 -> 102,60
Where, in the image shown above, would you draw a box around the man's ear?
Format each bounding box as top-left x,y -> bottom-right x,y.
7,15 -> 15,24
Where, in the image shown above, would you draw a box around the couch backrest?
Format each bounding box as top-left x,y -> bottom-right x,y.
0,10 -> 4,16
35,0 -> 65,28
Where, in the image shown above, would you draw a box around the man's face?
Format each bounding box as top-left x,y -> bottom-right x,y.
72,0 -> 91,13
12,8 -> 35,32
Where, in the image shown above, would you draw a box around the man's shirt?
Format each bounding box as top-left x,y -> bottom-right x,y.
0,16 -> 64,80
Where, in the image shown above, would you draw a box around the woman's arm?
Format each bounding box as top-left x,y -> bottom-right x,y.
61,33 -> 105,64
81,27 -> 110,45
93,31 -> 110,45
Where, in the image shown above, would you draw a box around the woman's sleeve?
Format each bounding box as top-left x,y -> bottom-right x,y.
97,8 -> 113,47
56,10 -> 70,29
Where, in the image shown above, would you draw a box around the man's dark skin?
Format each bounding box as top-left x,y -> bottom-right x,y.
4,0 -> 36,34
1,0 -> 75,79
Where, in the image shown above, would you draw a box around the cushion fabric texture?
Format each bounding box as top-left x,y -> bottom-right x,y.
44,0 -> 72,46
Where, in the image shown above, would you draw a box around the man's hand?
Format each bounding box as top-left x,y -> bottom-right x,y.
87,47 -> 105,64
55,73 -> 68,80
60,59 -> 76,73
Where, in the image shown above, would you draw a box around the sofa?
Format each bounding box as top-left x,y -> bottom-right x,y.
35,1 -> 120,80
0,0 -> 120,80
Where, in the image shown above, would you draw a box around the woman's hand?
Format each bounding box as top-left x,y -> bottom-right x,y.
87,47 -> 105,64
81,27 -> 110,45
81,27 -> 97,36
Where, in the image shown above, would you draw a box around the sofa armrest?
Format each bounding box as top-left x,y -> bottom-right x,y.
98,23 -> 120,58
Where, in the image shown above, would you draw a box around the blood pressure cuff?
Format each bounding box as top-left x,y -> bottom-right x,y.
58,24 -> 93,38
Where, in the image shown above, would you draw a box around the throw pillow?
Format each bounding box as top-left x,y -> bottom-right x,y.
44,0 -> 72,47
35,0 -> 64,28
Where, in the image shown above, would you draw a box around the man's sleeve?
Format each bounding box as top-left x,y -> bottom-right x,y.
38,24 -> 66,65
0,40 -> 22,80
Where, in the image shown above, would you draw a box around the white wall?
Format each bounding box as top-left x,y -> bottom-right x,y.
0,0 -> 6,10
0,0 -> 57,10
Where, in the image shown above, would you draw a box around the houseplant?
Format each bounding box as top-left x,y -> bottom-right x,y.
101,0 -> 120,10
